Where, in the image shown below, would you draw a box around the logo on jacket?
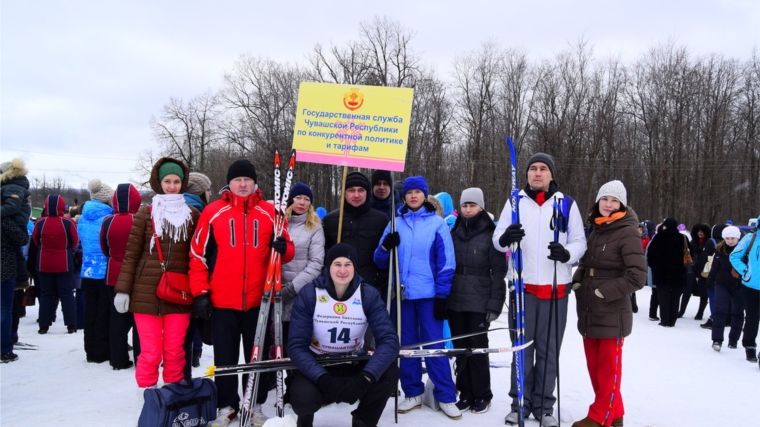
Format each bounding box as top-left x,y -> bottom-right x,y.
318,295 -> 329,303
333,302 -> 347,315
352,297 -> 361,305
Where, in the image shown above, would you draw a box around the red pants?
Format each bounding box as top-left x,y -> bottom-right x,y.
583,337 -> 624,426
134,313 -> 190,388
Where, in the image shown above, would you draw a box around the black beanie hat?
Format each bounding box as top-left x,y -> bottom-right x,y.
227,159 -> 257,184
371,170 -> 392,187
526,153 -> 557,181
325,243 -> 358,267
288,182 -> 314,204
345,171 -> 370,192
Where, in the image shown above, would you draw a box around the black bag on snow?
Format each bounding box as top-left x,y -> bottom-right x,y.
138,378 -> 217,427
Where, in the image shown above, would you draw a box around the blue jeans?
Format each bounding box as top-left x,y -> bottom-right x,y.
1,280 -> 16,353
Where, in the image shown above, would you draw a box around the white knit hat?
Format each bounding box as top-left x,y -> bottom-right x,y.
460,187 -> 485,210
88,178 -> 114,205
722,226 -> 741,239
595,180 -> 627,207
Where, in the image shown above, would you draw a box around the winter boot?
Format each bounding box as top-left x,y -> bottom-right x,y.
211,406 -> 237,427
67,325 -> 77,334
38,327 -> 48,335
455,397 -> 471,411
728,341 -> 737,349
505,409 -> 529,425
439,402 -> 462,420
746,348 -> 758,363
712,341 -> 722,352
471,398 -> 491,414
538,414 -> 559,427
397,395 -> 422,413
700,318 -> 713,329
1,352 -> 19,363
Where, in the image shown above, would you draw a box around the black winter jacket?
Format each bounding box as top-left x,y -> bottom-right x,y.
647,228 -> 687,288
323,200 -> 389,293
448,210 -> 507,314
706,243 -> 742,289
1,217 -> 29,281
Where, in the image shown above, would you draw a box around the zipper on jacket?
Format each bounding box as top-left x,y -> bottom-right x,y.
229,218 -> 236,247
254,220 -> 259,247
242,200 -> 248,311
602,243 -> 607,252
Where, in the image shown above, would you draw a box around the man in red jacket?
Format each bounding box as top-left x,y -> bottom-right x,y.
189,159 -> 294,427
28,194 -> 79,335
100,183 -> 141,370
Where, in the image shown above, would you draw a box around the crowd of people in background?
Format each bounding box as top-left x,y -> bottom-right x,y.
1,153 -> 759,427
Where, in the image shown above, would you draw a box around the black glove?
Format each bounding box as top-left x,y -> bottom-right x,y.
193,294 -> 212,320
270,235 -> 287,255
433,298 -> 448,320
281,282 -> 297,305
335,371 -> 375,404
317,374 -> 347,403
382,232 -> 400,250
485,311 -> 500,324
547,242 -> 571,263
499,223 -> 525,247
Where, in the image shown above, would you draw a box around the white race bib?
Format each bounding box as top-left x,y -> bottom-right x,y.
310,287 -> 368,354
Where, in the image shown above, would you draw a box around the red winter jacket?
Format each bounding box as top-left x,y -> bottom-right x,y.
29,195 -> 79,273
189,187 -> 295,311
100,183 -> 141,286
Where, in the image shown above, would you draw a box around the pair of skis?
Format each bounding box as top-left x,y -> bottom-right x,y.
506,136 -> 527,427
237,149 -> 296,427
208,341 -> 534,377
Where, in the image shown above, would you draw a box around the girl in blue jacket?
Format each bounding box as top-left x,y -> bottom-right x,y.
374,176 -> 460,419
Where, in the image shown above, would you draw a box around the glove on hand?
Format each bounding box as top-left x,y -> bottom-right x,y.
499,223 -> 525,247
571,282 -> 582,291
317,374 -> 347,403
547,242 -> 571,263
594,289 -> 604,299
485,311 -> 500,323
282,282 -> 298,305
193,294 -> 213,320
336,371 -> 375,404
382,232 -> 400,250
433,298 -> 448,320
114,293 -> 130,314
270,235 -> 288,255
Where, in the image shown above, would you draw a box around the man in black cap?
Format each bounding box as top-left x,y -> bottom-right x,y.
369,169 -> 402,218
189,159 -> 295,427
323,171 -> 390,299
492,153 -> 587,427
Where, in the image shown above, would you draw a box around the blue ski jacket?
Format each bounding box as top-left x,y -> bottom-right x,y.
374,203 -> 456,300
730,216 -> 760,291
79,200 -> 113,279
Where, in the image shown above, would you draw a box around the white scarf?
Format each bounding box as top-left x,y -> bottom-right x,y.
150,193 -> 193,253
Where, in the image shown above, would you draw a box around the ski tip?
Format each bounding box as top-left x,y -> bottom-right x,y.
205,366 -> 216,377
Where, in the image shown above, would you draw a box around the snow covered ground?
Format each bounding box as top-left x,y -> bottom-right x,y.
2,287 -> 757,426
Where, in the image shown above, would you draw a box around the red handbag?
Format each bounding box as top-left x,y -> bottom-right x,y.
152,219 -> 194,305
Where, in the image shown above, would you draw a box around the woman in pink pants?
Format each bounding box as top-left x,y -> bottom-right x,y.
114,157 -> 199,388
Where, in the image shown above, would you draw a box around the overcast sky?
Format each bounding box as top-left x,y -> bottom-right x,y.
2,0 -> 758,194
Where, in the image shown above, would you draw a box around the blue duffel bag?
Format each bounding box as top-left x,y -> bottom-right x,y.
138,378 -> 218,427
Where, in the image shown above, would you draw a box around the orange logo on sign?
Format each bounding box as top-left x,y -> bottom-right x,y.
334,302 -> 347,315
343,89 -> 365,111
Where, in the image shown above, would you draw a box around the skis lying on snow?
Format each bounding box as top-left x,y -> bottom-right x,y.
207,341 -> 533,377
13,342 -> 38,350
237,149 -> 296,427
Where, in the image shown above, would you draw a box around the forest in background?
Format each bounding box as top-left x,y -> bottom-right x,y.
33,16 -> 759,226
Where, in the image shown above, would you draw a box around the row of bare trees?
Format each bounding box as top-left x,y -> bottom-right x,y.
145,16 -> 760,226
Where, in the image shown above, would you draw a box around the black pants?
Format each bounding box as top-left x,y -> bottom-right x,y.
183,317 -> 204,381
290,362 -> 399,427
448,309 -> 492,401
82,278 -> 111,362
108,287 -> 134,368
657,286 -> 682,327
712,284 -> 745,343
211,307 -> 272,411
742,286 -> 760,348
648,287 -> 659,319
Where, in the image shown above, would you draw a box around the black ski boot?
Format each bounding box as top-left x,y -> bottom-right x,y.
700,317 -> 713,329
746,348 -> 758,363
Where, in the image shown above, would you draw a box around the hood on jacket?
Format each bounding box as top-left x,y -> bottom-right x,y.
644,220 -> 656,238
434,192 -> 455,216
149,157 -> 190,194
711,224 -> 728,242
0,158 -> 28,184
82,199 -> 114,220
113,183 -> 141,214
183,193 -> 205,211
312,267 -> 363,301
43,194 -> 66,217
690,223 -> 711,242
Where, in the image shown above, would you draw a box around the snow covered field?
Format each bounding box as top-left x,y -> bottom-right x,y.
2,287 -> 757,426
